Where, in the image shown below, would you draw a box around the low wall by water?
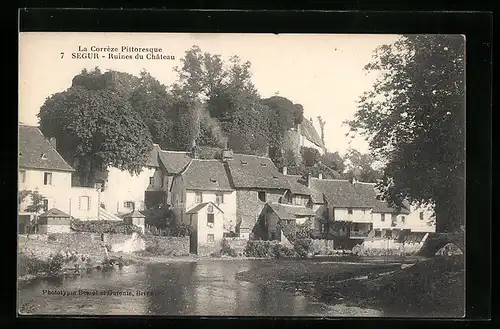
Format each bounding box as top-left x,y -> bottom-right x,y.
143,235 -> 190,256
18,233 -> 190,260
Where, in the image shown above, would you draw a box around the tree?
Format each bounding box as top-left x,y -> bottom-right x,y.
317,116 -> 326,145
20,190 -> 47,235
38,68 -> 154,186
301,147 -> 321,168
344,149 -> 383,183
173,47 -> 269,155
321,151 -> 345,173
130,70 -> 175,149
347,35 -> 465,232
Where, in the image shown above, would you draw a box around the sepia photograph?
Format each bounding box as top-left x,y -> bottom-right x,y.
17,32 -> 465,317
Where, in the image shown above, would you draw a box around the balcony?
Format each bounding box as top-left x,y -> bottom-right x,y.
349,230 -> 371,239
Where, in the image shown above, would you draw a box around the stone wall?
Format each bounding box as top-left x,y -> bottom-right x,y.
419,232 -> 465,257
18,232 -> 190,260
143,235 -> 190,256
236,189 -> 283,233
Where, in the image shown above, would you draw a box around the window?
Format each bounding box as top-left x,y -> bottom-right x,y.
161,176 -> 165,188
41,153 -> 48,160
381,214 -> 385,221
207,213 -> 214,226
43,172 -> 52,185
124,201 -> 134,209
374,230 -> 382,238
195,192 -> 203,204
149,177 -> 154,185
391,214 -> 397,227
401,216 -> 406,224
419,212 -> 424,220
42,199 -> 49,212
19,170 -> 26,183
79,196 -> 90,211
347,208 -> 353,215
207,204 -> 214,213
216,193 -> 224,205
258,191 -> 266,202
207,234 -> 215,242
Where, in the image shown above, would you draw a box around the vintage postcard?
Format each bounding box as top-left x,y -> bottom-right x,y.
17,32 -> 465,317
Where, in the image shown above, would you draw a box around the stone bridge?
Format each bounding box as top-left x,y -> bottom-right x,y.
419,232 -> 465,256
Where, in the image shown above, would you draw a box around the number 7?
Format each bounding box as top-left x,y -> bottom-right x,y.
61,52 -> 64,59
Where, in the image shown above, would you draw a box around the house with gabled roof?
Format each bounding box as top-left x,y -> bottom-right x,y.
18,124 -> 99,221
223,151 -> 292,239
185,202 -> 225,254
94,144 -> 192,215
170,158 -> 236,237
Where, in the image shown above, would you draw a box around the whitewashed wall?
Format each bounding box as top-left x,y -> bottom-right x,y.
185,190 -> 237,232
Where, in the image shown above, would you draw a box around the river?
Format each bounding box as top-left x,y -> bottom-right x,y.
18,258 -> 406,316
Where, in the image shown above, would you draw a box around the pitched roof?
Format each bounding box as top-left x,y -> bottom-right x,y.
18,125 -> 75,172
308,178 -> 375,208
186,202 -> 224,214
299,119 -> 324,148
286,175 -> 311,196
225,154 -> 290,190
266,202 -> 316,220
181,159 -> 233,192
39,208 -> 70,218
158,150 -> 192,174
309,178 -> 410,213
123,210 -> 146,218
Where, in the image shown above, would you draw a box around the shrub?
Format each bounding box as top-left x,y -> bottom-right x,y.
244,240 -> 296,258
220,239 -> 237,257
272,243 -> 296,258
244,240 -> 273,258
293,238 -> 312,257
70,219 -> 142,235
145,224 -> 192,237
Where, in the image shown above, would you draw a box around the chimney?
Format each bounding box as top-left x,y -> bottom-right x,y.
47,137 -> 57,149
318,173 -> 323,179
351,176 -> 358,184
222,149 -> 234,162
282,166 -> 288,176
306,172 -> 312,187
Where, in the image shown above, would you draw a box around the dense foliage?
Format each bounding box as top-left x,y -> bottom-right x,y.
37,45 -> 389,192
145,224 -> 192,237
70,219 -> 143,235
347,35 -> 465,232
38,68 -> 153,186
244,240 -> 296,258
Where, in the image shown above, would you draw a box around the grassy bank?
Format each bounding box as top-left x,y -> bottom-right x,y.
236,256 -> 465,317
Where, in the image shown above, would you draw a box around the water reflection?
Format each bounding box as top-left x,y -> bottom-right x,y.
18,259 -> 381,316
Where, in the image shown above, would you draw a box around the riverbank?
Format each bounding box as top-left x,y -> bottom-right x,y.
236,255 -> 464,317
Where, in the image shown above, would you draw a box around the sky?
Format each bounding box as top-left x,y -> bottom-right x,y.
19,32 -> 400,155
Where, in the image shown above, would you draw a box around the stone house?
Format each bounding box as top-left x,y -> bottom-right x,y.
18,124 -> 99,221
255,202 -> 316,244
223,152 -> 292,239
